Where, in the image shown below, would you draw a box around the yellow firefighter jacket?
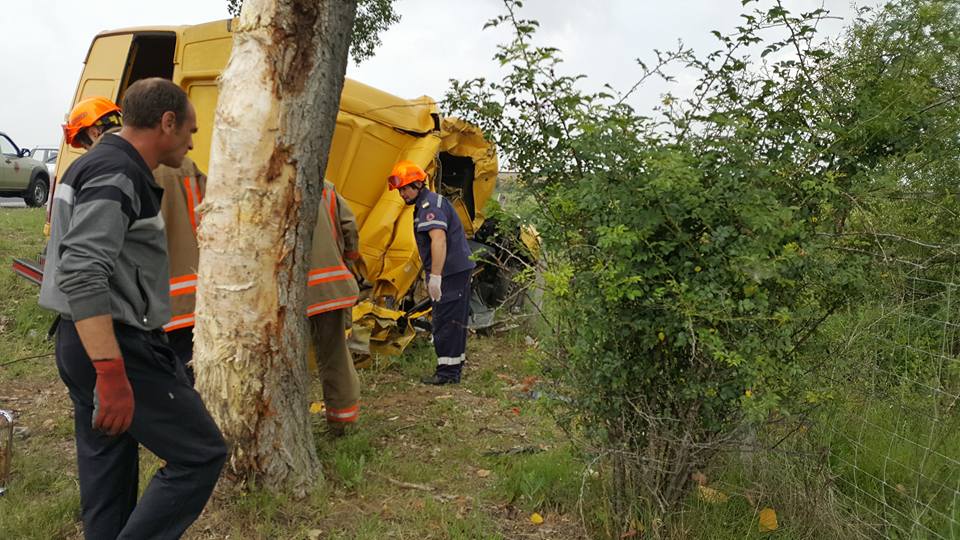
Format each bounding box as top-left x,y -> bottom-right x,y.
154,157 -> 205,332
307,181 -> 360,316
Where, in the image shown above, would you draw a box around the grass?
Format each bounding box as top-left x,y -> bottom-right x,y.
0,207 -> 587,538
0,208 -> 52,363
0,442 -> 80,539
326,431 -> 376,490
491,446 -> 584,513
5,207 -> 954,538
820,393 -> 960,539
652,385 -> 960,540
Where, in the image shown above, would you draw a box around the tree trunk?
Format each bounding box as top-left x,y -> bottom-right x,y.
193,0 -> 358,495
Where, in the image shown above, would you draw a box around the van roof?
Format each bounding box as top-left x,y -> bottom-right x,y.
84,19 -> 438,134
94,24 -> 184,38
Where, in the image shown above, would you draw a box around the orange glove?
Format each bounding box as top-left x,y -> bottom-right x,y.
92,357 -> 134,436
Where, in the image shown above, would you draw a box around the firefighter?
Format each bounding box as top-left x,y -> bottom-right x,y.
40,78 -> 226,539
154,158 -> 205,383
388,160 -> 475,385
307,180 -> 363,433
62,96 -> 206,383
62,96 -> 123,149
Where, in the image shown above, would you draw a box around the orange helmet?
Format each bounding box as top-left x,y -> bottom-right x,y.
387,160 -> 427,190
63,97 -> 122,148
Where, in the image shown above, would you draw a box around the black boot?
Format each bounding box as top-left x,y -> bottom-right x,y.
420,364 -> 462,385
420,373 -> 458,385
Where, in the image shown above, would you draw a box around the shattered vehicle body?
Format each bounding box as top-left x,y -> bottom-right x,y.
12,19 -> 524,355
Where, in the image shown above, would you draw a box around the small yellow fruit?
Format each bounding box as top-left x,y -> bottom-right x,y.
530,512 -> 544,525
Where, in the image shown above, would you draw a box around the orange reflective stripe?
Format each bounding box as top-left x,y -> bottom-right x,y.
307,265 -> 352,286
309,273 -> 353,286
308,271 -> 353,286
163,313 -> 195,332
309,264 -> 348,275
307,295 -> 358,316
182,177 -> 199,233
170,285 -> 197,297
325,403 -> 359,423
169,274 -> 198,296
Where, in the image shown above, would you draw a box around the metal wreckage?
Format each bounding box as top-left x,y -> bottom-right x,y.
11,19 -> 537,360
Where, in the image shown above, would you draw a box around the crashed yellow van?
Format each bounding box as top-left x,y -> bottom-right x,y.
24,19 -> 512,354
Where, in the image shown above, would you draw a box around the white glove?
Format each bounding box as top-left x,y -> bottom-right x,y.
428,273 -> 442,302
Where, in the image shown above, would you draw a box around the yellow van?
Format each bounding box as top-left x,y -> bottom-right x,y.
43,19 -> 502,353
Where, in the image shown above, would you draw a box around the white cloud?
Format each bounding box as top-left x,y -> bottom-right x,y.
1,0 -> 858,151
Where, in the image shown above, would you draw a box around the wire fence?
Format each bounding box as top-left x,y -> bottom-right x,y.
814,253 -> 960,538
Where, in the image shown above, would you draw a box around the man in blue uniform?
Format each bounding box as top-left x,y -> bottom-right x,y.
388,160 -> 475,385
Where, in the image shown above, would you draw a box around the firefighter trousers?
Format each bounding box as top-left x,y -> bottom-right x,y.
55,319 -> 227,540
432,269 -> 472,381
309,309 -> 360,424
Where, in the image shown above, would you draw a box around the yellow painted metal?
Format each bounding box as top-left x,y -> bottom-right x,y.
54,33 -> 134,182
349,300 -> 418,357
54,19 -> 498,356
439,118 -> 499,237
174,20 -> 234,175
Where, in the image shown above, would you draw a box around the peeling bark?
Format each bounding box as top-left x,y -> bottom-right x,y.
194,0 -> 358,495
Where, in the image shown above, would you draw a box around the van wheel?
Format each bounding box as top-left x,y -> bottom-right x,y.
24,175 -> 49,207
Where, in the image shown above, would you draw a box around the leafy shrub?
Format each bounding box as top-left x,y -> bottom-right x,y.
446,0 -> 960,533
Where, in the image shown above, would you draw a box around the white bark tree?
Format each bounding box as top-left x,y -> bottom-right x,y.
194,0 -> 358,495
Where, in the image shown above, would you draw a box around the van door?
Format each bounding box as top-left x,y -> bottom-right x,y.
174,20 -> 234,174
55,33 -> 134,180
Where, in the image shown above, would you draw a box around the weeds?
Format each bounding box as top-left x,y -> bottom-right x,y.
491,446 -> 582,513
326,431 -> 376,491
0,444 -> 80,540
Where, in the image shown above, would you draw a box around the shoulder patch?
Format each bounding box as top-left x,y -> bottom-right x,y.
425,212 -> 436,221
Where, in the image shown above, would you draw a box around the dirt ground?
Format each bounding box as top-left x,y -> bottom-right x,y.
1,328 -> 589,539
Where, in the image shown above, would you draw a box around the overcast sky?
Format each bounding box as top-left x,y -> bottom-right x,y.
1,0 -> 858,150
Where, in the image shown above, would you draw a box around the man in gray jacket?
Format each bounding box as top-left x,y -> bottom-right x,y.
40,78 -> 226,540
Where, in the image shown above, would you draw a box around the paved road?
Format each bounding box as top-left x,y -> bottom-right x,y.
0,197 -> 26,208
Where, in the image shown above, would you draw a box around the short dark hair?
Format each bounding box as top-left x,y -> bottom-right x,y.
121,78 -> 189,129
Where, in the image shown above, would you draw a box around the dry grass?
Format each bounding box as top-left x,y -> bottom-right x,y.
0,226 -> 586,540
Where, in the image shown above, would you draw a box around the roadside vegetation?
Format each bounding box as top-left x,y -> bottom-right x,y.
445,0 -> 960,537
4,0 -> 960,537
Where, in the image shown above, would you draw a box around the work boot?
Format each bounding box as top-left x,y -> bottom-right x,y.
325,422 -> 355,438
420,364 -> 462,385
420,373 -> 459,385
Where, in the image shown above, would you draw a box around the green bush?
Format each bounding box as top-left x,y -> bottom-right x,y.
447,0 -> 960,533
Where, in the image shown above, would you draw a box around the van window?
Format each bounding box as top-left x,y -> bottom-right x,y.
439,152 -> 476,221
118,34 -> 177,102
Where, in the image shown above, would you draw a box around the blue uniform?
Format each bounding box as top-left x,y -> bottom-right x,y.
412,188 -> 474,382
413,189 -> 475,281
